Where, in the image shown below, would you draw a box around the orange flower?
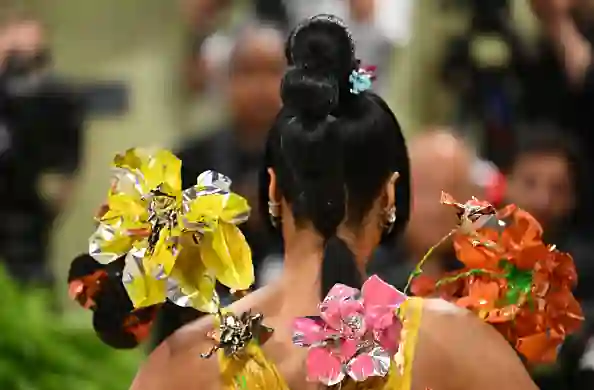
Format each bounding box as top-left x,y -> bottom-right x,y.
410,274 -> 438,297
411,195 -> 584,364
456,279 -> 500,311
453,235 -> 500,270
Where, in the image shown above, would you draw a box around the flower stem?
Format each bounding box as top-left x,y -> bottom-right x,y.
404,229 -> 456,294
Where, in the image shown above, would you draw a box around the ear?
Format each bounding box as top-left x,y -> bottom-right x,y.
384,172 -> 399,209
267,168 -> 280,203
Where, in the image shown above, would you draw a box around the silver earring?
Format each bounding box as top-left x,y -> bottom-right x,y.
384,206 -> 396,234
268,201 -> 281,228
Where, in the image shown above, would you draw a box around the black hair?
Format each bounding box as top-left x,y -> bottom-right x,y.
505,126 -> 582,188
258,15 -> 410,297
68,253 -> 202,349
68,254 -> 141,348
504,126 -> 584,228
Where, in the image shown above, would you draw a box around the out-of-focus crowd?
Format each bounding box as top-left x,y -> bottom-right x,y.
2,0 -> 594,389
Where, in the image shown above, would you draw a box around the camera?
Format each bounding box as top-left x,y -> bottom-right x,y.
1,49 -> 128,118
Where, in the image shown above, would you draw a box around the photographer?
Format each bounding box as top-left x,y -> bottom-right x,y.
0,16 -> 83,286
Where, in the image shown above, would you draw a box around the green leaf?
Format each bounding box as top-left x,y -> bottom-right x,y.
0,267 -> 142,390
499,260 -> 533,305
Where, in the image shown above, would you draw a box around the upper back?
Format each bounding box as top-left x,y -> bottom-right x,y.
130,285 -> 287,390
131,296 -> 538,390
411,299 -> 538,390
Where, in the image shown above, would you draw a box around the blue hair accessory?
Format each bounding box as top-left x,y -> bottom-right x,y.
349,66 -> 376,95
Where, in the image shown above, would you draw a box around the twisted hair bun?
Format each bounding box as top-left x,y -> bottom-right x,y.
281,15 -> 357,119
264,15 -> 408,301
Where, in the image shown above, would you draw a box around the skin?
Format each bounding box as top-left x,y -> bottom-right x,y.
0,18 -> 46,64
505,152 -> 575,229
223,27 -> 285,231
405,129 -> 483,270
530,0 -> 593,86
130,163 -> 537,389
349,0 -> 375,23
226,27 -> 285,150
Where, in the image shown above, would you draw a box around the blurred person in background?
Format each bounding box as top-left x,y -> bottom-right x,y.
283,0 -> 410,94
368,129 -> 483,289
440,0 -> 524,168
0,15 -> 83,286
502,128 -> 594,307
500,129 -> 594,389
178,23 -> 285,277
183,0 -> 409,97
181,0 -> 234,96
151,23 -> 286,348
181,0 -> 288,96
518,0 -> 594,228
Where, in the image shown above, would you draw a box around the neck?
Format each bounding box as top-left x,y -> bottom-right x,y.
278,228 -> 324,316
336,224 -> 378,275
277,221 -> 378,317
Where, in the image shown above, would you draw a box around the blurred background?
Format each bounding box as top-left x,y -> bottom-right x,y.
2,0 -> 594,389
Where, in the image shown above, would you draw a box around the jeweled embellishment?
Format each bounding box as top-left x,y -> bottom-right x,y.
201,310 -> 273,358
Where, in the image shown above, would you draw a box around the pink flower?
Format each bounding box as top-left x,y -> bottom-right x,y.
363,275 -> 406,354
292,276 -> 407,386
362,65 -> 378,80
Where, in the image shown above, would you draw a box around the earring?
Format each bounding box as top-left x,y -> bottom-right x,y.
383,206 -> 396,234
268,201 -> 281,228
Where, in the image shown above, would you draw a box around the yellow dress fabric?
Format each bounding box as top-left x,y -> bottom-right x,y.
217,297 -> 424,390
387,297 -> 423,390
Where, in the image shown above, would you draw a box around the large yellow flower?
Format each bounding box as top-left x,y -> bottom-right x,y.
89,148 -> 254,312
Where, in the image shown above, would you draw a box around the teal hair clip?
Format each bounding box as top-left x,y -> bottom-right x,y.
349,66 -> 376,95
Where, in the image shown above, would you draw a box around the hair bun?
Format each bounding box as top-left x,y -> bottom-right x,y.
281,67 -> 338,119
288,15 -> 355,76
282,15 -> 357,119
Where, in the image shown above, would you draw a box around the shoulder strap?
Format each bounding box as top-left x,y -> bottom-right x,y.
387,297 -> 424,390
214,310 -> 289,390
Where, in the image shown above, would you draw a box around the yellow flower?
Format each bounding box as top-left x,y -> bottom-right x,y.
89,148 -> 254,312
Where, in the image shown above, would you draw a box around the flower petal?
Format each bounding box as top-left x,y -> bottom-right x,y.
150,227 -> 180,275
139,149 -> 182,195
169,245 -> 218,312
220,193 -> 250,224
199,223 -> 254,290
320,284 -> 360,330
292,317 -> 328,347
339,301 -> 366,337
362,276 -> 405,335
362,275 -> 407,308
453,236 -> 499,270
325,284 -> 360,301
340,338 -> 360,362
374,317 -> 402,354
306,347 -> 345,386
347,347 -> 391,381
122,249 -> 167,308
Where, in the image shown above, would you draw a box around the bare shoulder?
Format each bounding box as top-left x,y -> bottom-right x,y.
129,316 -> 220,390
168,285 -> 280,353
130,285 -> 280,390
412,298 -> 538,390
